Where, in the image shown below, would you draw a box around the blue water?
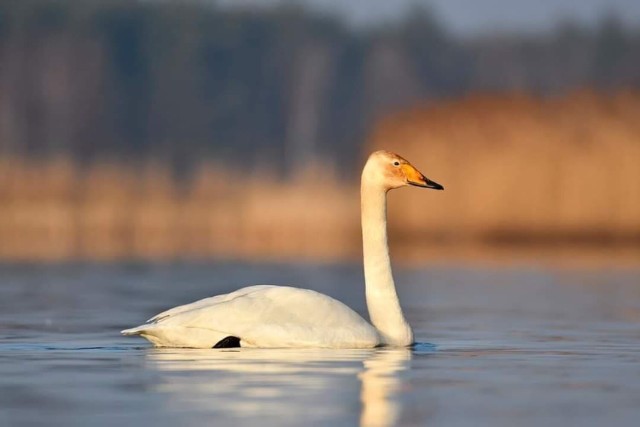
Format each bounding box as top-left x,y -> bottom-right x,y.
1,263 -> 639,426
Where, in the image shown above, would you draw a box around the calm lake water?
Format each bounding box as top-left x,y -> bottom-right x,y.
0,262 -> 639,426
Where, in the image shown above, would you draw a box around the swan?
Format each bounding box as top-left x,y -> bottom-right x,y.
121,150 -> 443,348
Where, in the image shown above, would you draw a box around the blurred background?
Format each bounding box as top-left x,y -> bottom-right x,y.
0,0 -> 639,264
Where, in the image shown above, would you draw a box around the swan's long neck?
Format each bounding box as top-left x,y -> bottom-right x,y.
361,180 -> 413,346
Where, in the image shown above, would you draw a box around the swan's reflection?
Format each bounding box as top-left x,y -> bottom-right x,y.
146,347 -> 411,426
359,349 -> 411,427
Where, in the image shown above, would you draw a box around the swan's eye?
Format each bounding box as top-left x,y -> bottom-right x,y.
393,161 -> 400,167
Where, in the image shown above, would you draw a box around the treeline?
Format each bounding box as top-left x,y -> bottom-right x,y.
0,0 -> 639,174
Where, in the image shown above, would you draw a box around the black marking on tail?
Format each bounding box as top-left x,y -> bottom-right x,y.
213,336 -> 241,348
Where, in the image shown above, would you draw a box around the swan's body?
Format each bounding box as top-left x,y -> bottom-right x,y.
123,285 -> 379,348
122,151 -> 443,348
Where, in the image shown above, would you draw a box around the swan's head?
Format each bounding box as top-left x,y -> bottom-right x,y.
362,150 -> 444,192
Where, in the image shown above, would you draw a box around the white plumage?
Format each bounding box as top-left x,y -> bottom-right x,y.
122,150 -> 443,348
123,285 -> 379,348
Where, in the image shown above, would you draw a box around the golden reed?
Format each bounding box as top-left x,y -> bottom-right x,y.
0,90 -> 638,263
0,159 -> 356,261
370,89 -> 640,264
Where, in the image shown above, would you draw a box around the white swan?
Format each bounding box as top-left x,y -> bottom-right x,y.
121,150 -> 443,348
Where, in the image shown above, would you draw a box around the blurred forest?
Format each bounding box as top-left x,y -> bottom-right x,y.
1,0 -> 639,173
0,0 -> 639,262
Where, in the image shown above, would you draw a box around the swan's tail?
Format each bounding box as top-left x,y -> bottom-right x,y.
121,324 -> 168,347
121,324 -> 152,336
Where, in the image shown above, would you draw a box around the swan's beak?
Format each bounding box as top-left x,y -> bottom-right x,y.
402,164 -> 444,190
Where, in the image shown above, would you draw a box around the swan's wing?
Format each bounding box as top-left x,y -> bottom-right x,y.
146,285 -> 275,322
134,286 -> 379,348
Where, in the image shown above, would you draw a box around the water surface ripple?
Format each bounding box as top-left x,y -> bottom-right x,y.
1,263 -> 639,426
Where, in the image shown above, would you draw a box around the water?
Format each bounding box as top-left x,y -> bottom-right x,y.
1,262 -> 639,426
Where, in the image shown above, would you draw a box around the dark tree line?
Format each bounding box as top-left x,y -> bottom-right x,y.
0,0 -> 638,175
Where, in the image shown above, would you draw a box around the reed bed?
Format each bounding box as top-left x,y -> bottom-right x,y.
0,90 -> 638,263
370,89 -> 640,260
0,159 -> 357,261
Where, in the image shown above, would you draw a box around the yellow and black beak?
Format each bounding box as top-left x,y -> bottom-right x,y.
401,164 -> 444,190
